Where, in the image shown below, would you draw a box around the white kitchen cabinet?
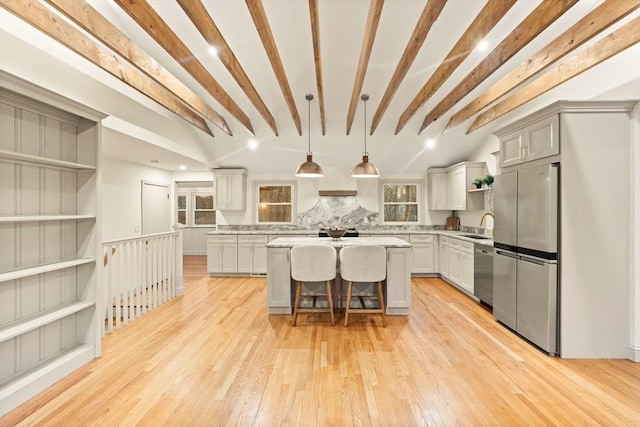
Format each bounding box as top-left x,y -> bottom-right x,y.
439,236 -> 474,294
498,114 -> 559,168
0,87 -> 102,416
410,234 -> 435,273
207,235 -> 238,274
439,237 -> 450,278
447,162 -> 486,211
238,235 -> 268,275
427,162 -> 485,211
212,168 -> 246,211
427,168 -> 448,210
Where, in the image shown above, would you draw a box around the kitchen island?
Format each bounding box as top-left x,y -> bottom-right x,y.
265,237 -> 412,315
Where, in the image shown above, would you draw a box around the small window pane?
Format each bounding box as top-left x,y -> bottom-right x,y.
177,195 -> 187,209
258,205 -> 291,222
177,211 -> 186,225
384,204 -> 418,222
384,185 -> 417,203
260,186 -> 291,203
195,211 -> 216,225
195,195 -> 213,209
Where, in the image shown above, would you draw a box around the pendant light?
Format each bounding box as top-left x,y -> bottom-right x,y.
351,94 -> 380,178
295,93 -> 324,177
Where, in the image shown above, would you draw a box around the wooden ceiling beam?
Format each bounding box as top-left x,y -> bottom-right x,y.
245,0 -> 301,136
446,0 -> 640,133
178,0 -> 278,136
394,0 -> 516,135
346,0 -> 384,135
0,0 -> 213,136
113,0 -> 254,136
467,16 -> 640,133
44,0 -> 232,136
309,0 -> 326,135
369,0 -> 447,136
419,0 -> 579,134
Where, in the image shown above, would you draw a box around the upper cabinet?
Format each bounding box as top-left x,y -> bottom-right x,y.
497,114 -> 559,168
212,168 -> 246,211
427,162 -> 486,211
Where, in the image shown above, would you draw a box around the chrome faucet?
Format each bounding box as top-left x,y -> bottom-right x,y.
479,212 -> 494,227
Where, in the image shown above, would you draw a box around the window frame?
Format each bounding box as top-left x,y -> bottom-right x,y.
254,180 -> 296,224
192,192 -> 216,226
379,180 -> 421,225
176,187 -> 216,227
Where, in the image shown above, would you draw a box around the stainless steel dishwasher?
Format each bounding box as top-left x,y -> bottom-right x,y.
474,244 -> 494,307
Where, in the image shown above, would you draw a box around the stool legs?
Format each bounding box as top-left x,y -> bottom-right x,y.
377,281 -> 387,327
344,281 -> 353,326
344,280 -> 386,327
292,280 -> 335,326
293,281 -> 302,326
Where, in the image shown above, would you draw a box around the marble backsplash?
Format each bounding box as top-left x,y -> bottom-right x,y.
297,196 -> 378,229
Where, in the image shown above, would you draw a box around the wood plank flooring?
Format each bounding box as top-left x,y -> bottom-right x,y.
2,256 -> 639,426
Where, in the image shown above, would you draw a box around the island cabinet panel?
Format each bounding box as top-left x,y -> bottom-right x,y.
385,248 -> 412,314
266,248 -> 292,313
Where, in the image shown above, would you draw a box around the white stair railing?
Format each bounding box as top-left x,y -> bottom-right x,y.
102,226 -> 183,335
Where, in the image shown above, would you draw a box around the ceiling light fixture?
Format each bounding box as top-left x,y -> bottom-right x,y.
351,94 -> 379,178
295,93 -> 324,178
476,39 -> 489,52
209,45 -> 218,56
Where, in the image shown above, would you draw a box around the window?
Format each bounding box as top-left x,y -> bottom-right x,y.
256,182 -> 294,223
193,194 -> 215,225
176,183 -> 215,226
177,194 -> 187,225
380,182 -> 420,224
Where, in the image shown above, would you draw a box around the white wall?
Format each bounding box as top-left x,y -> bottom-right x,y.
102,157 -> 174,241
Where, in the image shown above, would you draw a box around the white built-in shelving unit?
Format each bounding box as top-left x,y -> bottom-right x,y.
0,81 -> 103,416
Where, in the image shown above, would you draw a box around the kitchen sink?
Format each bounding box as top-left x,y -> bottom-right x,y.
461,234 -> 491,240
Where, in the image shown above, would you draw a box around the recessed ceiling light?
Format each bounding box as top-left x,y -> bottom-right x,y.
477,39 -> 489,52
209,45 -> 218,56
248,139 -> 258,150
425,138 -> 436,150
179,165 -> 186,170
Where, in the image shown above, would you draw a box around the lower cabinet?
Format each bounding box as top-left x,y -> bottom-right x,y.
207,235 -> 238,274
238,235 -> 268,275
410,235 -> 435,273
438,236 -> 474,294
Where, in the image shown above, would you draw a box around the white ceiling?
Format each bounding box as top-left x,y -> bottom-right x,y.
1,0 -> 639,175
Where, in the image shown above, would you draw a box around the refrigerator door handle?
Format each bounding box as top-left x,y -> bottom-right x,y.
496,250 -> 519,259
519,255 -> 547,266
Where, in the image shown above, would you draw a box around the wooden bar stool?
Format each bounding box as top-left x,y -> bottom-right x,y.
340,245 -> 387,327
291,245 -> 336,326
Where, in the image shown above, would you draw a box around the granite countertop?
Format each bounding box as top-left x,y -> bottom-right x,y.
265,236 -> 412,248
208,227 -> 493,247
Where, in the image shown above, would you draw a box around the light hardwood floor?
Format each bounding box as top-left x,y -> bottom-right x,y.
2,256 -> 639,426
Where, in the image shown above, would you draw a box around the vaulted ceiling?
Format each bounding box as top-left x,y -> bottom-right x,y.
1,0 -> 639,174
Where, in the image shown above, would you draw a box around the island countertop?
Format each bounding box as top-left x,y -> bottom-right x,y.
265,236 -> 412,248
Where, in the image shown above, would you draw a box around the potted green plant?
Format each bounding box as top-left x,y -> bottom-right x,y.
472,178 -> 483,189
483,174 -> 494,187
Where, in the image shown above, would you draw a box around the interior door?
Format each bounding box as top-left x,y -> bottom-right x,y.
142,181 -> 170,235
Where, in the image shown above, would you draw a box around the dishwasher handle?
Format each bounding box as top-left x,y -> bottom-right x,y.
475,248 -> 493,255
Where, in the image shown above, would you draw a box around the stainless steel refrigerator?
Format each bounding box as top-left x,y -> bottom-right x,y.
493,163 -> 559,355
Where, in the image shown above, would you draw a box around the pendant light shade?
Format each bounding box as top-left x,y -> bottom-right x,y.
296,94 -> 324,178
351,94 -> 379,178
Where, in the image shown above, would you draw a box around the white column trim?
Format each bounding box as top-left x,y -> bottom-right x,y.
630,102 -> 640,362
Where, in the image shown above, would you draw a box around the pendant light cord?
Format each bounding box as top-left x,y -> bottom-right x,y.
361,93 -> 369,155
306,93 -> 313,155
